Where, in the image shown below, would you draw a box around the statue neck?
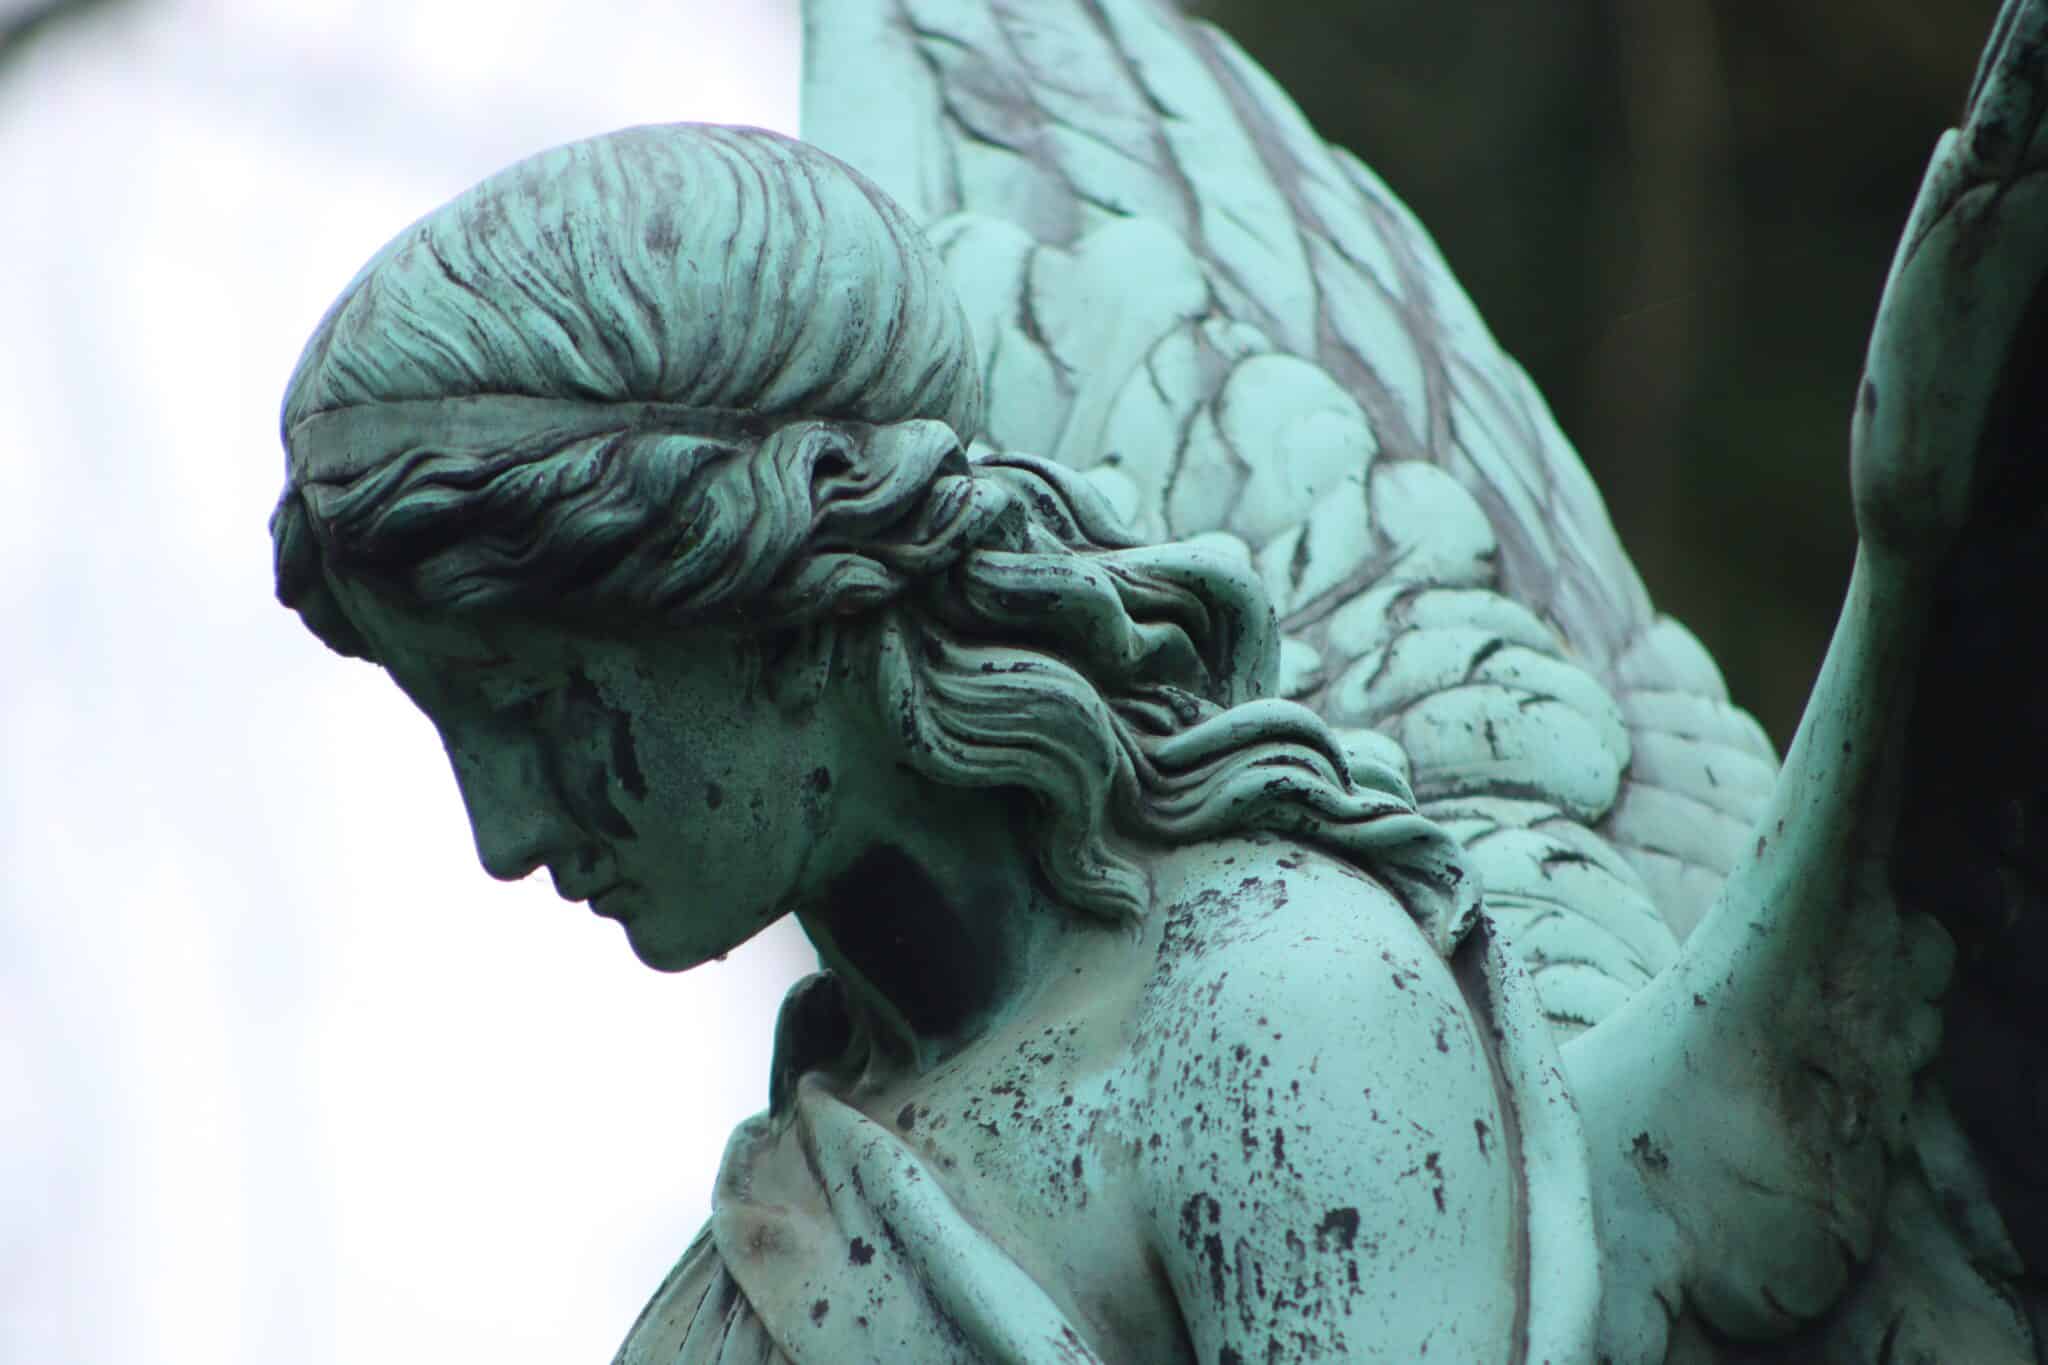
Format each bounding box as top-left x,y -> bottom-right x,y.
796,786 -> 1083,1074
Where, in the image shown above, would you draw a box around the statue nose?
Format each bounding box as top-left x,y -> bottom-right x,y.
443,734 -> 576,882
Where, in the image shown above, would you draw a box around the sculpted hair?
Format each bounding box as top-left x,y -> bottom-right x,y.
283,124 -> 980,439
273,124 -> 1474,949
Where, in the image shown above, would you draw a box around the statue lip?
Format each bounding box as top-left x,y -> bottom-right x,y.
586,884 -> 635,922
554,873 -> 630,915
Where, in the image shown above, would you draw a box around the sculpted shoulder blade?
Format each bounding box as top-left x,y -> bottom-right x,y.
1120,847 -> 1597,1361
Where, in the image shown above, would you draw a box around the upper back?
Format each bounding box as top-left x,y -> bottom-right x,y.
1112,836 -> 1525,1362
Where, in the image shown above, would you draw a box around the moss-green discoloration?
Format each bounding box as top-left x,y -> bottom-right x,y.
279,0 -> 2048,1358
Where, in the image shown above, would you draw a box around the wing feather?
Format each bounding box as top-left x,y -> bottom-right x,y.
804,0 -> 1766,1032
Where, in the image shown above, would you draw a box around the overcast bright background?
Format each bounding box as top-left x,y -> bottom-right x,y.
0,2 -> 814,1360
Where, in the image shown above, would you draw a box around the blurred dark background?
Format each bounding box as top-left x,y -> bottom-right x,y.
1198,0 -> 2001,749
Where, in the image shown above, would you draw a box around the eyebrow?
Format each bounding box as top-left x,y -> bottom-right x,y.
442,653 -> 518,671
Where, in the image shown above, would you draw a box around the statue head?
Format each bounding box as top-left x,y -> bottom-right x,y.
272,124 -> 1471,972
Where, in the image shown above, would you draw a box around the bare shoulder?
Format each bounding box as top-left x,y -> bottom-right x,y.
1114,837 -> 1522,1362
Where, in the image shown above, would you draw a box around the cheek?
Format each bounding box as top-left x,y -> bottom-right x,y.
638,730 -> 830,895
588,663 -> 831,887
609,707 -> 768,876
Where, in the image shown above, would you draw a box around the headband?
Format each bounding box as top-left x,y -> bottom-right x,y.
285,395 -> 775,485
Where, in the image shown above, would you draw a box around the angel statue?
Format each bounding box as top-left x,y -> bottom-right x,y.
268,0 -> 2046,1358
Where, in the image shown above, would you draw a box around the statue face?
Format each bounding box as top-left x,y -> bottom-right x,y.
328,579 -> 852,971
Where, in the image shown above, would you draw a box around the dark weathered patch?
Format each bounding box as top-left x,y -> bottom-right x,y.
1314,1207 -> 1360,1253
1631,1131 -> 1671,1173
814,845 -> 999,1037
549,668 -> 638,838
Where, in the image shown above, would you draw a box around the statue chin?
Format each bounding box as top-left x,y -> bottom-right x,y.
613,894 -> 784,976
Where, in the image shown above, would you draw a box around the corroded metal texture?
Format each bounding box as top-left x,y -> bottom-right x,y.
274,1 -> 2048,1359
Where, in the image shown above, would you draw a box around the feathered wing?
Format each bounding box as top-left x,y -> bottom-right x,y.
1554,3 -> 2048,1359
803,0 -> 1776,1043
802,1 -> 2048,1361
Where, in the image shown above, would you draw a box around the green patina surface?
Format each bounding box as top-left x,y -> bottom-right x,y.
272,2 -> 2048,1360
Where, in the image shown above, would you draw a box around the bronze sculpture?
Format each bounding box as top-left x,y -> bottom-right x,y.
273,3 -> 2048,1359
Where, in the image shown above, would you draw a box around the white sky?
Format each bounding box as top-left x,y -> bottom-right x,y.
0,2 -> 815,1360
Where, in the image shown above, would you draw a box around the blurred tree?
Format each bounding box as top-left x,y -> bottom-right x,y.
1197,0 -> 1999,748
